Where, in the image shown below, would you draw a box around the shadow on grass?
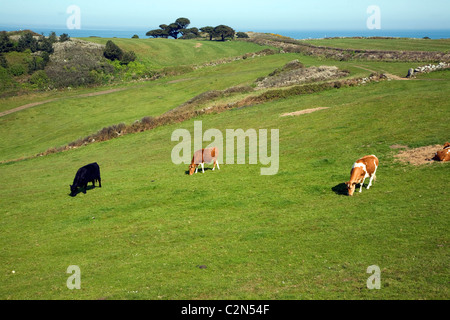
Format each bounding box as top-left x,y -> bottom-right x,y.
69,185 -> 97,197
332,183 -> 349,196
184,167 -> 215,175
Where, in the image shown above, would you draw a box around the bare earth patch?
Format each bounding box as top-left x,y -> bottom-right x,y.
394,145 -> 443,165
280,107 -> 330,117
194,43 -> 203,48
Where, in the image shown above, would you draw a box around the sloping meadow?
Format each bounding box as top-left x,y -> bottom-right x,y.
0,66 -> 448,299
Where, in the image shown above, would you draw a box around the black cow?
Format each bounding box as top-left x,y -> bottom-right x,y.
70,162 -> 101,197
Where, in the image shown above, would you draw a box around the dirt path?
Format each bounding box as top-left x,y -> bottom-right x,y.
280,107 -> 330,117
0,88 -> 127,118
353,65 -> 409,81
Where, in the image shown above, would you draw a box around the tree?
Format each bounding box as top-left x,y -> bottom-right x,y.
147,18 -> 191,39
104,40 -> 123,61
146,29 -> 169,38
17,32 -> 38,52
213,25 -> 235,41
39,37 -> 54,54
200,26 -> 214,40
179,27 -> 199,39
48,31 -> 58,44
175,18 -> 190,30
0,31 -> 14,53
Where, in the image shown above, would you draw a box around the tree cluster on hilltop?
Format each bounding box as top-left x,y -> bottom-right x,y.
146,17 -> 242,41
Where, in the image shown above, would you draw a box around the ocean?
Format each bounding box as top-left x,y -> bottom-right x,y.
1,25 -> 449,40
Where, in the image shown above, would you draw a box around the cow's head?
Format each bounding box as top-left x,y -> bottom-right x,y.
188,164 -> 197,175
69,184 -> 77,197
346,181 -> 356,196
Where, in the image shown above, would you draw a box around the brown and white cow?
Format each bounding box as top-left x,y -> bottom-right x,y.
432,142 -> 450,162
346,155 -> 379,196
188,147 -> 220,175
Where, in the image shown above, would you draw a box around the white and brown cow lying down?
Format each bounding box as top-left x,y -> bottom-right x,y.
188,147 -> 220,175
432,142 -> 450,162
346,155 -> 379,196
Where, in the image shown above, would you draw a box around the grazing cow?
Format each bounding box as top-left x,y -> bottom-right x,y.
188,147 -> 219,175
70,162 -> 101,196
346,155 -> 379,196
432,142 -> 450,162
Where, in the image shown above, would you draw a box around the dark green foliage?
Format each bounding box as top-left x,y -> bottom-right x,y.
38,37 -> 54,54
175,17 -> 190,30
17,32 -> 38,52
146,29 -> 169,38
120,50 -> 137,65
200,26 -> 214,40
147,17 -> 191,39
29,69 -> 51,88
131,34 -> 139,39
59,33 -> 70,42
213,25 -> 235,41
103,40 -> 136,65
179,28 -> 200,39
0,31 -> 14,53
104,40 -> 123,61
0,54 -> 7,68
48,31 -> 58,43
236,32 -> 249,39
26,55 -> 46,74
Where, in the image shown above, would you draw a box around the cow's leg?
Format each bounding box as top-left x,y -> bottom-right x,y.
195,165 -> 198,174
212,160 -> 216,171
98,178 -> 102,188
359,179 -> 365,193
83,184 -> 87,194
367,167 -> 377,189
201,162 -> 205,173
212,159 -> 220,170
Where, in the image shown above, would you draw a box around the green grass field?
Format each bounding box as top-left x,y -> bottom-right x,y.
80,38 -> 273,69
302,37 -> 450,52
0,37 -> 448,300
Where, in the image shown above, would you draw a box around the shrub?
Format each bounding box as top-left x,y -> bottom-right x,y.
9,63 -> 26,76
120,50 -> 136,65
104,40 -> 123,61
29,70 -> 51,89
59,33 -> 70,42
0,54 -> 7,68
236,32 -> 249,39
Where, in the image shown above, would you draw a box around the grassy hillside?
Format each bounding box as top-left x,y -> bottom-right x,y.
302,38 -> 450,52
0,37 -> 449,300
80,38 -> 272,69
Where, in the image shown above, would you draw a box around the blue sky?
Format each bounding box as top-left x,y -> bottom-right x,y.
0,0 -> 449,31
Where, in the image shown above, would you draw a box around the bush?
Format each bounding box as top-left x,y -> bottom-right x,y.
236,32 -> 249,39
120,50 -> 136,65
9,63 -> 26,76
29,70 -> 51,89
59,33 -> 70,42
104,40 -> 123,61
